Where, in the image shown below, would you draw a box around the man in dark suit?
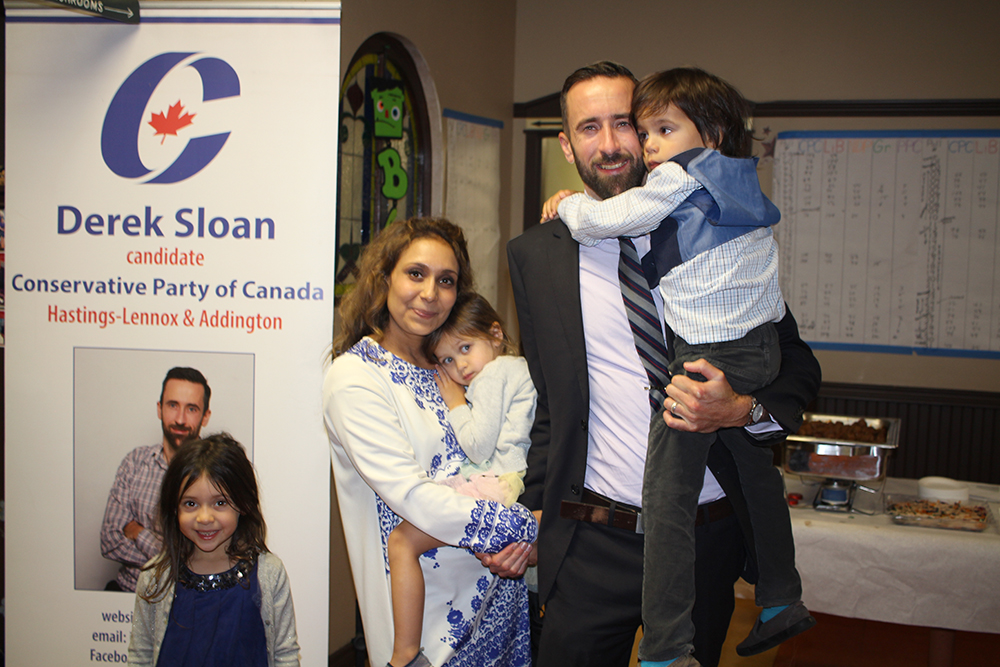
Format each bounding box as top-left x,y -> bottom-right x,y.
505,62 -> 821,667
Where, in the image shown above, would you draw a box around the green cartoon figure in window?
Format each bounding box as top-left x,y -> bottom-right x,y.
371,86 -> 404,139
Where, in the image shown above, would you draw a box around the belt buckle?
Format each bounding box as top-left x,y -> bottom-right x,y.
607,498 -> 642,535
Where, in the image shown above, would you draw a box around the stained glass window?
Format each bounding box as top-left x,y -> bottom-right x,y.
336,34 -> 431,300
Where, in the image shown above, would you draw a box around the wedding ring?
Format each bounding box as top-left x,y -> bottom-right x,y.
670,401 -> 679,414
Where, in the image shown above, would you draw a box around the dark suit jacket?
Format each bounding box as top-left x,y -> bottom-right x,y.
507,219 -> 821,603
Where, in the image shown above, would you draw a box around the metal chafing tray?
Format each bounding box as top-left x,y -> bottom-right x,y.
782,413 -> 901,482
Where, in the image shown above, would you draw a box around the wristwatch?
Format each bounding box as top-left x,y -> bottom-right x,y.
746,395 -> 766,426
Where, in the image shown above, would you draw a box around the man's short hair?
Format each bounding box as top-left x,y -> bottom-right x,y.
560,61 -> 638,131
160,367 -> 211,413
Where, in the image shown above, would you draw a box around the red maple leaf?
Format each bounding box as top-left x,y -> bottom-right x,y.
149,101 -> 196,144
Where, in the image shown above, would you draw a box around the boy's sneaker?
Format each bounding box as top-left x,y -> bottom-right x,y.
641,655 -> 700,667
736,601 -> 816,656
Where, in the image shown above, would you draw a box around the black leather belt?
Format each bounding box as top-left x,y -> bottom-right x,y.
560,489 -> 734,534
694,495 -> 735,526
561,489 -> 643,532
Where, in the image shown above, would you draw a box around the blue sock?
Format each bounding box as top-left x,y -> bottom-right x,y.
760,604 -> 789,623
640,660 -> 678,666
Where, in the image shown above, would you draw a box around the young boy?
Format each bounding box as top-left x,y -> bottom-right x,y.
552,67 -> 815,666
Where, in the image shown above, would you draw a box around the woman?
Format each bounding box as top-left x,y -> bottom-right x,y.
323,218 -> 537,667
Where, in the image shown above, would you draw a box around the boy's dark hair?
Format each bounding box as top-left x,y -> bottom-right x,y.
160,366 -> 211,413
423,292 -> 517,364
560,61 -> 638,131
140,433 -> 267,602
632,67 -> 754,158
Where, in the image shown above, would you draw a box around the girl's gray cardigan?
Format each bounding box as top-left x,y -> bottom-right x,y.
127,552 -> 300,667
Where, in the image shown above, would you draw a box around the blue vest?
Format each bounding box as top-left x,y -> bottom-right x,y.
641,147 -> 780,289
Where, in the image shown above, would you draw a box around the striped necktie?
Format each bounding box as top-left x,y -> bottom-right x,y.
618,237 -> 671,414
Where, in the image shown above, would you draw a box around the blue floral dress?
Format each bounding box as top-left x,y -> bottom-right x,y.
324,338 -> 537,667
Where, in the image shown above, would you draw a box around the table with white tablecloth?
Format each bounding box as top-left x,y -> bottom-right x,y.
785,475 -> 1000,635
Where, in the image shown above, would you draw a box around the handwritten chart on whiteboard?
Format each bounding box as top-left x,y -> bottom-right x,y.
772,131 -> 1000,358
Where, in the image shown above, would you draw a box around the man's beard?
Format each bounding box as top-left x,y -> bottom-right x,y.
162,422 -> 200,454
573,148 -> 646,200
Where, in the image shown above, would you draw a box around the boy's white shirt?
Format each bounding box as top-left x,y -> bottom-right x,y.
559,157 -> 784,345
563,161 -> 785,436
558,162 -> 701,245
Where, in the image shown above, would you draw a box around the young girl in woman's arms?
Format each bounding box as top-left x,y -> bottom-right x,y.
128,433 -> 300,667
386,293 -> 537,667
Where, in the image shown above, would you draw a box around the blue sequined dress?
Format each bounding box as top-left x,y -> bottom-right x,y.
155,558 -> 268,667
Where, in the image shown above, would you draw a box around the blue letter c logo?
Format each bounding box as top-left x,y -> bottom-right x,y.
102,52 -> 240,184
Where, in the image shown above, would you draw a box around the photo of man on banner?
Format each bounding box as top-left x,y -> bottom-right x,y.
74,349 -> 254,593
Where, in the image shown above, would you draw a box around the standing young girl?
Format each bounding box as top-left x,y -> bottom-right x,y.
386,293 -> 537,667
128,433 -> 300,667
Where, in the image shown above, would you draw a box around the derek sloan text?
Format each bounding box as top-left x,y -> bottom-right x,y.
57,205 -> 275,240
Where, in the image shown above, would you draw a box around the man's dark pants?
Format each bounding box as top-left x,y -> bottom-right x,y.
533,506 -> 745,667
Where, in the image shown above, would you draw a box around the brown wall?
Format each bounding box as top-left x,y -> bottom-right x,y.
329,0 -> 1000,651
340,0 -> 519,316
510,0 -> 1000,392
332,0 -> 519,652
513,0 -> 1000,103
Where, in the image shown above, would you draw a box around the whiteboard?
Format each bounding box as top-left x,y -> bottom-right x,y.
773,131 -> 1000,358
444,109 -> 503,305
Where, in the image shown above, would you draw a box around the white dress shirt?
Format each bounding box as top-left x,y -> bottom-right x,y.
579,236 -> 725,508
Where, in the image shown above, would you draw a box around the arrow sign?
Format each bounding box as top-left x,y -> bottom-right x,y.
44,0 -> 140,24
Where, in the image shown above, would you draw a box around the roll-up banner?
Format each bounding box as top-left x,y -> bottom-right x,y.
5,2 -> 340,663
